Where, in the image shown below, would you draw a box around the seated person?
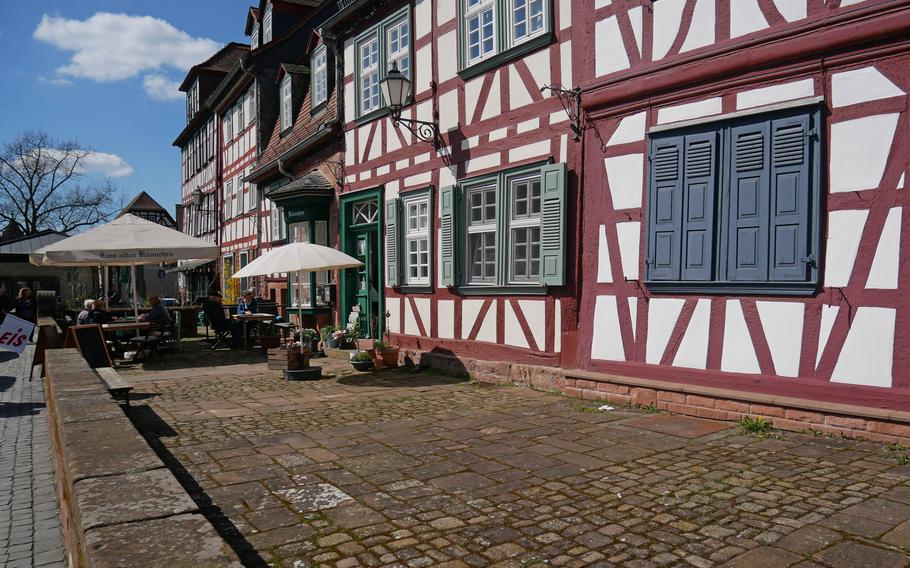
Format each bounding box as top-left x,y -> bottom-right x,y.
237,290 -> 259,315
202,291 -> 240,347
140,296 -> 172,326
88,300 -> 115,325
77,299 -> 95,325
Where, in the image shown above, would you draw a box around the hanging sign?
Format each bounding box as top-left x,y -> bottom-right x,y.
0,314 -> 36,354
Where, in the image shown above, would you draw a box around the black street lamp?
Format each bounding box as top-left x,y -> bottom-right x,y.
380,62 -> 440,148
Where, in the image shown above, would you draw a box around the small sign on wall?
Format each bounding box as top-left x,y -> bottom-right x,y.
0,314 -> 36,354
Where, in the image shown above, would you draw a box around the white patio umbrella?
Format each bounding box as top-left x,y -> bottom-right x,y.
30,214 -> 220,322
231,242 -> 363,326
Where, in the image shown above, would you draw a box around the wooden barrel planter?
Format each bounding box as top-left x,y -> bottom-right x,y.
267,345 -> 311,371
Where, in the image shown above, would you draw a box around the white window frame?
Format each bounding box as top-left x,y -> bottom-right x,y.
358,34 -> 380,116
506,173 -> 542,283
263,4 -> 273,44
465,184 -> 498,285
312,46 -> 328,108
354,8 -> 411,119
403,195 -> 430,285
386,17 -> 410,79
223,180 -> 233,220
224,111 -> 233,142
509,0 -> 547,46
251,22 -> 260,49
464,0 -> 497,65
280,75 -> 293,131
237,176 -> 245,213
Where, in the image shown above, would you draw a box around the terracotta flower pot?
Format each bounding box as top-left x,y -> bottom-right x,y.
378,347 -> 399,368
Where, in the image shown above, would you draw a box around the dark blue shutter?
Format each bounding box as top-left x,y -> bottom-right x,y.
727,121 -> 770,282
647,136 -> 683,281
680,132 -> 718,281
769,114 -> 811,281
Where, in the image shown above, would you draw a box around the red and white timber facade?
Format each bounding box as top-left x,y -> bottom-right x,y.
336,0 -> 578,363
572,0 -> 910,430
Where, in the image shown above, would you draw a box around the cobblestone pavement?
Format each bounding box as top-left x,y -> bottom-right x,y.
0,347 -> 66,568
125,348 -> 910,568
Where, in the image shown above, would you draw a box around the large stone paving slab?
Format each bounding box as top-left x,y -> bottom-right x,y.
123,347 -> 910,567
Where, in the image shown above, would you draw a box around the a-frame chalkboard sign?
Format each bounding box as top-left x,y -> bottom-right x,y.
63,324 -> 113,369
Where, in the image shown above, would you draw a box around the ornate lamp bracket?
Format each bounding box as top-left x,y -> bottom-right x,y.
389,108 -> 441,149
540,84 -> 583,141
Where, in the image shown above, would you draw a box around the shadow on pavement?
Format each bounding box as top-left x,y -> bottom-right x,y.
0,376 -> 15,392
0,352 -> 19,364
0,401 -> 46,417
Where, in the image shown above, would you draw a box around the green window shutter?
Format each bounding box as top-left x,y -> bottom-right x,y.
440,185 -> 456,287
385,199 -> 400,287
539,162 -> 567,286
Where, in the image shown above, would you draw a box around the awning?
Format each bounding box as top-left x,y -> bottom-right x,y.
167,259 -> 216,273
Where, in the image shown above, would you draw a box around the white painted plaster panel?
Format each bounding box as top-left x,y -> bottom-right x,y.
504,301 -> 529,349
520,300 -> 546,351
681,0 -> 715,53
560,134 -> 568,164
628,297 -> 638,341
772,0 -> 806,22
415,298 -> 431,337
465,75 -> 484,125
436,0 -> 455,25
439,90 -> 459,133
628,6 -> 643,56
607,112 -> 646,146
832,67 -> 906,108
597,225 -> 613,283
404,171 -> 432,187
481,72 -> 501,121
616,221 -> 641,280
657,98 -> 723,125
595,16 -> 630,77
345,130 -> 356,166
721,300 -> 761,374
558,0 -> 572,29
387,297 -> 402,334
489,128 -> 507,141
438,300 -> 455,339
376,164 -> 390,176
652,0 -> 686,60
417,100 -> 433,123
646,298 -> 685,364
415,0 -> 432,39
817,304 -> 839,368
385,179 -> 400,201
736,79 -> 815,110
517,118 -> 540,134
416,44 -> 433,94
595,0 -> 611,8
549,111 -> 569,125
343,39 -> 354,77
509,65 -> 535,110
560,41 -> 573,88
477,300 -> 497,343
730,0 -> 769,38
461,136 -> 479,150
437,31 -> 458,83
591,295 -> 625,361
899,173 -> 905,190
824,209 -> 868,287
387,121 -> 402,152
344,84 -> 356,124
403,299 -> 419,334
840,0 -> 873,6
555,299 -> 562,352
605,154 -> 644,209
831,307 -> 895,388
830,114 -> 900,192
395,158 -> 409,170
866,207 -> 902,289
756,301 -> 804,377
466,153 -> 501,174
524,49 -> 550,95
359,170 -> 372,181
461,299 -> 483,340
509,140 -> 551,163
673,299 -> 711,370
414,152 -> 431,165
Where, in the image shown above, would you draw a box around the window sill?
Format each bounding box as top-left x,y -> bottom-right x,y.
644,281 -> 819,297
396,285 -> 434,295
279,125 -> 294,138
455,285 -> 548,296
458,34 -> 553,81
354,107 -> 390,126
311,100 -> 329,116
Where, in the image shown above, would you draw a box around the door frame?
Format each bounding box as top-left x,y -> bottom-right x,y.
339,187 -> 384,339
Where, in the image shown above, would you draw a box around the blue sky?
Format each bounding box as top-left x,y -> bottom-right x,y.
0,1 -> 253,214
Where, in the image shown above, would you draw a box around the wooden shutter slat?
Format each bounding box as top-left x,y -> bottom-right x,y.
440,186 -> 456,287
681,132 -> 718,281
539,162 -> 567,287
647,136 -> 684,281
385,199 -> 400,287
769,114 -> 812,281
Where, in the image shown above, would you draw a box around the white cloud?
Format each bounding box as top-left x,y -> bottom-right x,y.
37,75 -> 73,86
79,152 -> 134,177
33,12 -> 219,83
143,74 -> 183,101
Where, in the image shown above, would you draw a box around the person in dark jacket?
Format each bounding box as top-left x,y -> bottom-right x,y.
140,296 -> 172,324
237,290 -> 259,315
13,287 -> 37,323
203,291 -> 239,347
0,287 -> 11,323
88,300 -> 114,325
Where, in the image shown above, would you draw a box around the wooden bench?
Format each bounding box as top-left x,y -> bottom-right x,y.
95,367 -> 134,408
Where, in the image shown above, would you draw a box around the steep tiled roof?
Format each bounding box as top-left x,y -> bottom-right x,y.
266,171 -> 333,199
121,191 -> 168,213
179,42 -> 250,91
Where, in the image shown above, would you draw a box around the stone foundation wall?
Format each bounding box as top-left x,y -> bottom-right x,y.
413,351 -> 910,447
44,349 -> 242,568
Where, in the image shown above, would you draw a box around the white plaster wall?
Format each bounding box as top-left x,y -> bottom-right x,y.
509,140 -> 551,163
829,114 -> 900,192
831,307 -> 895,388
816,305 -> 839,368
824,209 -> 868,287
681,0 -> 714,53
721,300 -> 761,374
730,0 -> 769,39
866,207 -> 902,289
519,300 -> 546,351
476,301 -> 497,343
554,299 -> 562,352
616,221 -> 641,280
416,44 -> 434,95
736,79 -> 815,110
481,73 -> 501,121
597,225 -> 613,283
772,0 -> 807,22
461,299 -> 484,340
437,31 -> 458,83
673,298 -> 711,370
560,41 -> 573,88
646,298 -> 685,364
591,295 -> 625,361
559,0 -> 572,30
524,49 -> 550,95
657,98 -> 723,124
387,297 -> 402,334
607,112 -> 646,146
404,171 -> 432,188
756,301 -> 804,377
414,298 -> 431,337
466,153 -> 501,174
595,16 -> 630,76
832,67 -> 905,108
627,297 -> 638,341
509,65 -> 535,110
628,6 -> 643,56
465,75 -> 484,125
504,301 -> 529,349
438,299 -> 455,339
438,89 -> 460,132
345,129 -> 356,166
604,154 -> 644,209
436,0 -> 456,25
415,0 -> 432,39
517,118 -> 540,134
652,0 -> 685,60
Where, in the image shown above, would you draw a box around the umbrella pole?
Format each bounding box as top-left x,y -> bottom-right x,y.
298,270 -> 303,337
130,264 -> 140,337
102,266 -> 109,304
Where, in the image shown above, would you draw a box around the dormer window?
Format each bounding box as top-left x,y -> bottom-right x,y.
311,46 -> 328,109
186,80 -> 200,123
263,4 -> 273,44
280,75 -> 293,131
251,22 -> 260,49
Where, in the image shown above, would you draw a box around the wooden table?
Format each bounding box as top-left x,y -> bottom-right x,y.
101,322 -> 151,334
234,314 -> 275,348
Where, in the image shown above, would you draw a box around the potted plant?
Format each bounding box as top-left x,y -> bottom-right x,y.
373,340 -> 400,368
340,321 -> 361,349
297,328 -> 319,352
321,325 -> 339,348
350,350 -> 374,371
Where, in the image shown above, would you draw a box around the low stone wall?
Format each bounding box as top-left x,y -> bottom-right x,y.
414,350 -> 910,447
44,349 -> 241,568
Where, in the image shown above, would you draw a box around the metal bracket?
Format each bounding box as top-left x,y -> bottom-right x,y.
540,84 -> 583,141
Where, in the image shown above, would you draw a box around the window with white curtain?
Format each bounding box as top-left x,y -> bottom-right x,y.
280,75 -> 293,131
